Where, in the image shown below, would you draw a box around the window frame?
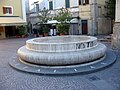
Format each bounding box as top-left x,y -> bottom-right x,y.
49,1 -> 53,10
79,0 -> 89,5
3,6 -> 13,15
65,0 -> 70,8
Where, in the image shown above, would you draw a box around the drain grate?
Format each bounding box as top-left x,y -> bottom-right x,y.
87,75 -> 101,82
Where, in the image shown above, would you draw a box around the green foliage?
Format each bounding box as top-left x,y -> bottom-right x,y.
106,0 -> 116,20
26,25 -> 30,33
37,7 -> 72,34
57,23 -> 70,34
37,8 -> 51,33
17,26 -> 27,36
37,7 -> 51,24
39,24 -> 49,33
54,8 -> 72,34
54,8 -> 72,23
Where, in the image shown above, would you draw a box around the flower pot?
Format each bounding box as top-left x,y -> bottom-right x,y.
44,33 -> 48,37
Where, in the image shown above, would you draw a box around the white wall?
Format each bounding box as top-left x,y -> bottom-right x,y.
53,0 -> 65,9
39,0 -> 48,10
22,0 -> 26,22
70,0 -> 78,7
25,0 -> 29,13
39,0 -> 79,10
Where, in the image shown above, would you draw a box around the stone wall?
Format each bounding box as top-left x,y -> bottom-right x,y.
112,23 -> 120,49
112,0 -> 120,49
98,18 -> 112,35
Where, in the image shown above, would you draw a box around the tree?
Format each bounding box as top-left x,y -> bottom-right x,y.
106,0 -> 116,20
37,7 -> 51,34
37,7 -> 51,24
53,8 -> 72,34
54,8 -> 72,23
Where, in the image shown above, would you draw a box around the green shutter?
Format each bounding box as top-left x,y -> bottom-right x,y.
49,1 -> 53,10
65,0 -> 70,8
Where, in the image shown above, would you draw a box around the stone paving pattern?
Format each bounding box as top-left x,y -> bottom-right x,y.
0,38 -> 120,90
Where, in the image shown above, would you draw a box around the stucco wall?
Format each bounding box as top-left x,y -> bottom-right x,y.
79,5 -> 91,19
39,0 -> 78,10
0,0 -> 22,18
112,0 -> 120,49
88,20 -> 92,35
0,27 -> 5,39
98,18 -> 111,34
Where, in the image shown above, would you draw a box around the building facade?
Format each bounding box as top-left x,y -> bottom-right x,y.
0,0 -> 26,39
28,0 -> 111,35
112,0 -> 120,49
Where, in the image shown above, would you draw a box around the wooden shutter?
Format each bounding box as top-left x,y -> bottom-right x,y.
49,1 -> 53,10
3,7 -> 6,14
85,0 -> 89,4
79,0 -> 81,5
65,0 -> 70,8
9,7 -> 12,14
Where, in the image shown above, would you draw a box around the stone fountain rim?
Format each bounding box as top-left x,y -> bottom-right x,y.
26,35 -> 97,45
9,50 -> 116,75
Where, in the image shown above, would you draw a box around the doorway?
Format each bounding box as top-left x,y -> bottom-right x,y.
5,26 -> 17,38
81,20 -> 88,34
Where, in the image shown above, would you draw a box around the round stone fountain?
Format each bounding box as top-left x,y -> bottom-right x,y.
9,35 -> 116,75
18,35 -> 106,65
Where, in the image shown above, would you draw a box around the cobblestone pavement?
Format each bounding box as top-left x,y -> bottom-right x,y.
0,38 -> 120,90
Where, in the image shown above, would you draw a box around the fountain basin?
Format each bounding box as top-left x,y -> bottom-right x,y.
26,35 -> 97,52
18,35 -> 107,65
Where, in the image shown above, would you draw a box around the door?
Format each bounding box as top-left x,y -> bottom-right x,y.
82,20 -> 88,34
5,26 -> 16,37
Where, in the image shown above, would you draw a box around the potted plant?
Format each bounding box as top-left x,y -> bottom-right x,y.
57,23 -> 69,35
18,26 -> 27,38
38,28 -> 43,37
42,25 -> 49,36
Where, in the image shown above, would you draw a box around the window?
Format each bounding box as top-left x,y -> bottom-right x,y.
49,1 -> 53,10
85,0 -> 89,4
3,6 -> 13,14
79,0 -> 81,5
65,0 -> 70,8
79,0 -> 89,5
36,4 -> 39,12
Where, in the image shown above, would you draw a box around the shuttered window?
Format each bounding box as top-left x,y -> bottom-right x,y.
79,0 -> 89,5
3,7 -> 13,14
3,7 -> 6,14
85,0 -> 89,4
49,1 -> 53,10
79,0 -> 81,5
65,0 -> 70,8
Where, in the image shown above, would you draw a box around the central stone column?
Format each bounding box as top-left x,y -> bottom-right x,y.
112,0 -> 120,49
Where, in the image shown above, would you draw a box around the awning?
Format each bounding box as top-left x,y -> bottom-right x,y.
47,20 -> 60,24
0,17 -> 26,26
70,18 -> 78,23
